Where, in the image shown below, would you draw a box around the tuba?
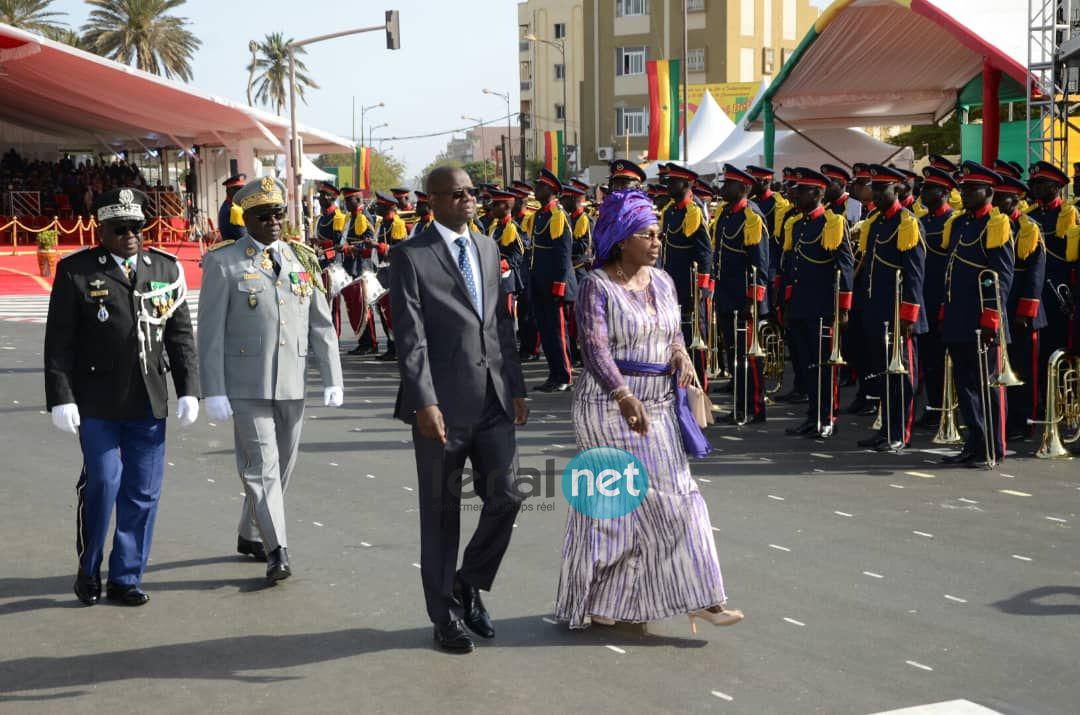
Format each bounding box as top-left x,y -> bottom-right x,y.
1028,349 -> 1080,458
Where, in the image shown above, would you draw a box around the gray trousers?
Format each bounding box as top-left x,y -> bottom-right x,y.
231,398 -> 305,553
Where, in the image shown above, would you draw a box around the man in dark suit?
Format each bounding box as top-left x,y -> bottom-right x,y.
44,188 -> 200,607
390,166 -> 529,653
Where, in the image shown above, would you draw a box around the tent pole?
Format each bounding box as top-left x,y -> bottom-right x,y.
763,102 -> 775,167
773,114 -> 852,168
982,60 -> 1001,164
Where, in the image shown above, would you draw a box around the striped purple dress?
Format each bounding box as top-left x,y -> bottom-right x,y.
555,267 -> 728,628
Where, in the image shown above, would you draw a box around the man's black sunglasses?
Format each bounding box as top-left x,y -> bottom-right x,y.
430,188 -> 478,200
255,209 -> 286,222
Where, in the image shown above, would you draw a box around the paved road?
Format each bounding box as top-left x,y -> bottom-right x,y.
0,291 -> 201,326
0,318 -> 1077,714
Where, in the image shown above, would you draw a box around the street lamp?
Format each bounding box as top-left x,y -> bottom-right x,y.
369,123 -> 389,154
523,33 -> 569,177
360,102 -> 385,149
482,88 -> 512,185
285,12 -> 401,226
462,115 -> 487,182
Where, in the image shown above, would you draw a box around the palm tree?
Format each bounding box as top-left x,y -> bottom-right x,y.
43,27 -> 90,51
81,0 -> 201,82
0,0 -> 67,36
248,32 -> 320,116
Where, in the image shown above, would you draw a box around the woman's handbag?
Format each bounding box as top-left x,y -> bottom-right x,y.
685,373 -> 714,428
613,358 -> 713,459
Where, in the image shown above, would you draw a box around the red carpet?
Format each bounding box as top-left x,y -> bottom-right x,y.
0,242 -> 205,296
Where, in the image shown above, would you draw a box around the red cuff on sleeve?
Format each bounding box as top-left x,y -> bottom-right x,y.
696,272 -> 711,289
361,247 -> 372,258
898,302 -> 921,323
746,284 -> 766,302
784,285 -> 793,302
376,243 -> 389,257
837,291 -> 852,310
551,281 -> 566,298
324,249 -> 336,260
980,308 -> 1001,331
708,277 -> 716,291
937,304 -> 945,322
1016,298 -> 1040,319
500,258 -> 510,272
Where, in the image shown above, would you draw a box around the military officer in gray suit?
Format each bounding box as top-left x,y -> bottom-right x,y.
198,177 -> 344,583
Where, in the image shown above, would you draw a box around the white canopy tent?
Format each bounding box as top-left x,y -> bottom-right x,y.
685,90 -> 735,165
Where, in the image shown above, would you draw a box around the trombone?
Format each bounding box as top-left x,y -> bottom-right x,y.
979,269 -> 1023,388
975,328 -> 999,467
880,269 -> 907,451
1028,349 -> 1080,458
818,269 -> 847,437
689,261 -> 707,351
928,351 -> 963,445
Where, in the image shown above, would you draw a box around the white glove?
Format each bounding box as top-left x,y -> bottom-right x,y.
176,395 -> 199,427
51,403 -> 80,435
323,386 -> 344,407
206,395 -> 233,422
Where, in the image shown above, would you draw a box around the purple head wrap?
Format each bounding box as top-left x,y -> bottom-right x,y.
591,189 -> 657,268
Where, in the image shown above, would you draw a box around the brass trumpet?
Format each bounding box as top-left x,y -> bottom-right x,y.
748,266 -> 766,359
826,268 -> 846,367
887,269 -> 907,375
929,351 -> 963,445
1028,349 -> 1080,458
689,261 -> 707,351
979,269 -> 1023,387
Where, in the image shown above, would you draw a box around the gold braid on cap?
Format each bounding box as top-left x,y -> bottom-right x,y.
237,177 -> 285,211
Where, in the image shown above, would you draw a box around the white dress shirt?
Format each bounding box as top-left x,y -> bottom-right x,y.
433,219 -> 483,314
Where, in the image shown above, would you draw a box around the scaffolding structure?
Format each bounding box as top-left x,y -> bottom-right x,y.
1028,0 -> 1074,169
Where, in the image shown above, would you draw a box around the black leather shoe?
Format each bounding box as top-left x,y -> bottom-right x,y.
942,450 -> 977,465
454,573 -> 495,639
534,381 -> 555,392
519,353 -> 541,362
73,569 -> 100,606
785,420 -> 815,436
376,350 -> 397,362
347,344 -> 378,355
237,536 -> 268,562
857,434 -> 886,448
857,404 -> 879,417
433,619 -> 475,653
266,546 -> 291,582
105,583 -> 149,606
874,439 -> 905,452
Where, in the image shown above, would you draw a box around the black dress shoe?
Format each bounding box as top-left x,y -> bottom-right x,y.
787,391 -> 809,404
857,404 -> 879,417
73,569 -> 100,606
433,619 -> 475,653
105,583 -> 149,606
376,350 -> 397,362
347,344 -> 378,356
266,546 -> 291,582
857,434 -> 887,448
785,420 -> 815,436
237,535 -> 268,562
942,450 -> 977,465
454,573 -> 495,639
534,381 -> 555,392
550,383 -> 571,392
874,439 -> 905,452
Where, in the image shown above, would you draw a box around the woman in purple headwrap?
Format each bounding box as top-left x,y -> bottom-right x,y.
554,189 -> 744,631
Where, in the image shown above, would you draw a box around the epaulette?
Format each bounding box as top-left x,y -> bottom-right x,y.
948,188 -> 963,212
985,208 -> 1011,250
941,210 -> 963,251
390,216 -> 408,241
1016,214 -> 1041,260
858,212 -> 881,254
287,238 -> 316,257
353,213 -> 371,236
682,201 -> 703,237
498,221 -> 520,247
742,206 -> 763,246
1056,203 -> 1078,238
573,214 -> 590,239
229,203 -> 245,226
912,199 -> 928,219
207,240 -> 235,252
148,246 -> 178,260
822,209 -> 844,251
332,209 -> 348,233
285,239 -> 326,293
897,210 -> 920,251
1020,199 -> 1032,214
1065,225 -> 1080,262
782,212 -> 802,252
548,206 -> 567,239
520,212 -> 535,235
659,199 -> 674,216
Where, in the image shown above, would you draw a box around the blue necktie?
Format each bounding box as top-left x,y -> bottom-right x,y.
455,236 -> 480,312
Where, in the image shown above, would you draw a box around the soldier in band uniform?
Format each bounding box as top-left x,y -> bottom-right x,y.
561,183 -> 593,365
529,169 -> 576,391
218,173 -> 247,242
45,187 -> 200,606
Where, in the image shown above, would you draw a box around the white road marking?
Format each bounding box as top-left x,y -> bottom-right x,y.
167,462 -> 175,467
958,497 -> 978,504
711,690 -> 734,702
812,468 -> 825,473
711,527 -> 721,532
402,486 -> 414,492
605,645 -> 627,654
944,594 -> 967,603
810,452 -> 832,459
313,521 -> 324,527
905,660 -> 934,672
720,435 -> 743,441
328,462 -> 339,467
1045,516 -> 1068,523
906,471 -> 935,479
1012,554 -> 1033,562
769,544 -> 791,552
889,484 -> 905,489
783,617 -> 805,627
411,562 -> 421,568
834,511 -> 854,518
541,617 -> 558,625
360,542 -> 371,547
863,571 -> 884,579
697,478 -> 711,483
206,478 -> 215,483
913,531 -> 934,539
869,700 -> 1004,714
352,427 -> 363,432
999,473 -> 1015,479
767,494 -> 785,501
999,489 -> 1031,497
365,474 -> 376,479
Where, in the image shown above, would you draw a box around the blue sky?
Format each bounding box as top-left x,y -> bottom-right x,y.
47,0 -> 833,180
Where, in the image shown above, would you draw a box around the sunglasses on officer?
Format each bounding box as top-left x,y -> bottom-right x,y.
431,188 -> 478,201
111,222 -> 144,236
255,208 -> 286,222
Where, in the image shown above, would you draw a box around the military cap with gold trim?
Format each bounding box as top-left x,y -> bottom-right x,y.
868,164 -> 907,184
994,174 -> 1029,196
340,186 -> 363,198
571,179 -> 590,193
922,166 -> 958,190
745,165 -> 775,180
511,180 -> 534,194
234,176 -> 287,211
608,159 -> 646,183
958,161 -> 999,186
560,184 -> 585,197
665,163 -> 698,182
375,191 -> 398,207
92,187 -> 150,223
537,168 -> 562,192
489,188 -> 518,203
721,163 -> 755,186
692,179 -> 715,198
992,159 -> 1021,180
852,162 -> 873,182
413,190 -> 429,202
1029,161 -> 1069,186
789,167 -> 830,189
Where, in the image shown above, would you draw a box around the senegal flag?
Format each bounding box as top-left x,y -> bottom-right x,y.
646,59 -> 681,161
356,146 -> 372,191
543,130 -> 565,179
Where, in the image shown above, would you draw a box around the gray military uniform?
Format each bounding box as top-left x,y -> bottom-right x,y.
198,234 -> 342,551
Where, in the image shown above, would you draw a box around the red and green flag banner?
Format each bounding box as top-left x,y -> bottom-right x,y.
356,146 -> 372,191
543,130 -> 565,179
646,59 -> 681,161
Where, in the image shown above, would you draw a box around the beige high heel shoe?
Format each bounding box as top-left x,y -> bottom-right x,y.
688,606 -> 744,633
591,614 -> 616,626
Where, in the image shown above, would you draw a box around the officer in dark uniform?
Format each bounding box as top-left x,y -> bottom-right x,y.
994,173 -> 1046,441
608,159 -> 646,192
391,187 -> 414,212
337,187 -> 378,355
895,168 -> 918,210
486,188 -> 525,314
372,190 -> 408,360
44,188 -> 200,606
530,169 -> 576,391
940,162 -> 1016,467
661,165 -> 712,380
713,165 -> 770,424
1027,162 -> 1078,395
218,173 -> 247,242
914,167 -> 958,430
821,164 -> 857,227
561,184 -> 592,365
411,190 -> 435,237
314,182 -> 346,269
508,186 -> 540,361
843,163 -> 878,415
780,168 -> 854,439
746,165 -> 789,283
928,155 -> 964,212
856,165 -> 927,452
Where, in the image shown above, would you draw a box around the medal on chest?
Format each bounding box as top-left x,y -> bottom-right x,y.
261,249 -> 274,271
289,271 -> 313,301
96,302 -> 109,322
